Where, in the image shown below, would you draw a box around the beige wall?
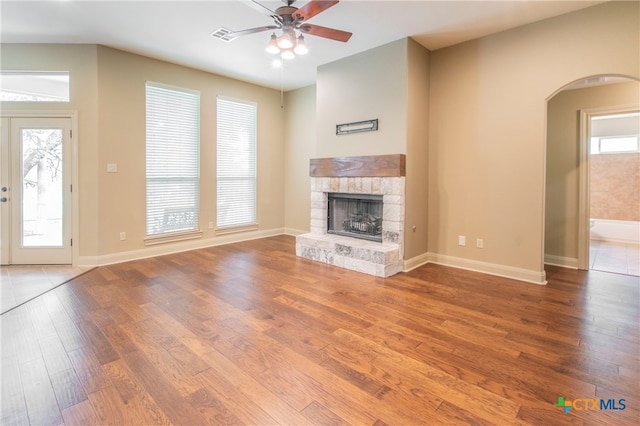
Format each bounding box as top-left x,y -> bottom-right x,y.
316,38 -> 408,157
2,44 -> 284,261
285,1 -> 639,281
545,81 -> 640,259
1,44 -> 100,256
283,85 -> 315,234
95,46 -> 284,256
428,1 -> 639,277
313,38 -> 431,260
404,38 -> 430,260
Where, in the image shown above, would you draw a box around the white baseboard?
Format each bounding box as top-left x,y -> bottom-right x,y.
590,219 -> 640,244
78,231 -> 547,285
283,227 -> 308,236
544,254 -> 579,269
77,227 -> 284,267
404,252 -> 547,285
403,252 -> 430,272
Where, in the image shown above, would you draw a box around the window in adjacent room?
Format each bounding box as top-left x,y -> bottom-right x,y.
0,71 -> 70,102
590,112 -> 640,154
145,82 -> 201,241
216,96 -> 257,232
590,136 -> 639,154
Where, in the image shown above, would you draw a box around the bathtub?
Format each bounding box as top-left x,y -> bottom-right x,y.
590,219 -> 640,244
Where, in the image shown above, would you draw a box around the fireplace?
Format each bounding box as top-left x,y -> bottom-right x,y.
296,154 -> 406,278
328,193 -> 383,242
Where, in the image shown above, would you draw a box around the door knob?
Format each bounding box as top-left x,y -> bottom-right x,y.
1,187 -> 6,192
0,197 -> 7,202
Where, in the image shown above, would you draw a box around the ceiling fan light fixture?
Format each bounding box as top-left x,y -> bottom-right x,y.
218,0 -> 352,66
266,33 -> 280,54
277,30 -> 294,49
293,34 -> 308,55
281,48 -> 296,60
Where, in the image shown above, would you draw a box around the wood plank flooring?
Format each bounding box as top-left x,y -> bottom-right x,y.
1,235 -> 638,425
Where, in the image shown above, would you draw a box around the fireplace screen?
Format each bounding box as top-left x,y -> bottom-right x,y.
327,193 -> 383,242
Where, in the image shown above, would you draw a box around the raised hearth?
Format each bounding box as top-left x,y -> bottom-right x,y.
296,155 -> 405,277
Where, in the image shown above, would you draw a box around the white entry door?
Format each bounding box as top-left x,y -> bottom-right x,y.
0,117 -> 72,264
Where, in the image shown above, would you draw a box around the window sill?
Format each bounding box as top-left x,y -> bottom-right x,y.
215,223 -> 258,236
144,230 -> 203,246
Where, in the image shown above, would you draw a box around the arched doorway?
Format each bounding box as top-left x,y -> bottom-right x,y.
544,75 -> 640,275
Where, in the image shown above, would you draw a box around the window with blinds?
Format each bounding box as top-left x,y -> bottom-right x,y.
146,82 -> 200,238
216,96 -> 257,230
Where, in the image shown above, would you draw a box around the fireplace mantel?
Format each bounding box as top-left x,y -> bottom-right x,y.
310,154 -> 406,177
296,154 -> 406,277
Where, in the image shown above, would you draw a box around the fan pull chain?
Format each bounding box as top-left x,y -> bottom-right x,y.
280,62 -> 284,108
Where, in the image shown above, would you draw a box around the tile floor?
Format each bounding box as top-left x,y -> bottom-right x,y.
0,265 -> 92,314
590,240 -> 640,276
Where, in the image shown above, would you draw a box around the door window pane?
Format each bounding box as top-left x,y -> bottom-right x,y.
21,128 -> 63,246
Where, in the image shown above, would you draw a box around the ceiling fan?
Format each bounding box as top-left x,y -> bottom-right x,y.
213,0 -> 352,59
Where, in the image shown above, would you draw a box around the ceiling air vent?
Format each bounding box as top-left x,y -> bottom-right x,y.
210,27 -> 236,42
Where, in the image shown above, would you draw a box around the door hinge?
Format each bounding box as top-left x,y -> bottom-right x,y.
70,184 -> 72,192
70,129 -> 73,138
70,238 -> 73,247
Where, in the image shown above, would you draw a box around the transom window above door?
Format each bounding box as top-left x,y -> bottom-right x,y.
0,71 -> 70,102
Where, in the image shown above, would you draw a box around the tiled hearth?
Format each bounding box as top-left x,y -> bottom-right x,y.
296,155 -> 405,277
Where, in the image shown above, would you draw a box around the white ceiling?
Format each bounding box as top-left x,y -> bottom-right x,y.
1,0 -> 605,91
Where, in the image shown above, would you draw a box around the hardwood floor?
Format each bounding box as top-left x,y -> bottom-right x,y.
1,235 -> 638,425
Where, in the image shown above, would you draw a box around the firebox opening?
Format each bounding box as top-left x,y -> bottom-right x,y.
327,193 -> 383,242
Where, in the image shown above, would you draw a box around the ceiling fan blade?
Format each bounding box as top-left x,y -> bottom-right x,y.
226,25 -> 281,40
241,0 -> 277,15
299,23 -> 352,42
238,0 -> 282,24
293,0 -> 339,22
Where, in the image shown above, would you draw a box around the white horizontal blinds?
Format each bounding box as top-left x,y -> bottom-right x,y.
146,82 -> 200,236
216,96 -> 257,228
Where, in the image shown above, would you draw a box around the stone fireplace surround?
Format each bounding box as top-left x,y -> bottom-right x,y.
296,155 -> 405,277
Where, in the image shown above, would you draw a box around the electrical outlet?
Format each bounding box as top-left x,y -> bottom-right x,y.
476,238 -> 484,249
458,235 -> 466,246
119,232 -> 126,241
